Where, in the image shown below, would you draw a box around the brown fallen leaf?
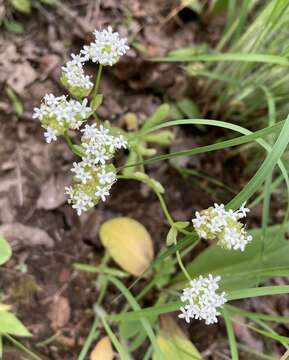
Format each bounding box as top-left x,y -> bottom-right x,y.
37,174 -> 69,210
0,223 -> 54,248
7,62 -> 38,94
90,336 -> 114,360
48,296 -> 71,330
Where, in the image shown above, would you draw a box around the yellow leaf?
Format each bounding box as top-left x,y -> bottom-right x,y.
90,336 -> 114,360
99,217 -> 154,276
153,315 -> 202,360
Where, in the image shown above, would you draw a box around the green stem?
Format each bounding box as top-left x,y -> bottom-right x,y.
77,251 -> 109,360
63,133 -> 83,157
4,334 -> 42,360
77,320 -> 99,360
93,64 -> 103,99
156,192 -> 174,227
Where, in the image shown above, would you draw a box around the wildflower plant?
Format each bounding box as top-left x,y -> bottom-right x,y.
32,23 -> 289,360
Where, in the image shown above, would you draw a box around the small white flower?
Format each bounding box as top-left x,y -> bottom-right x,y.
95,186 -> 110,202
71,162 -> 92,184
99,168 -> 116,185
62,60 -> 93,89
179,274 -> 227,325
93,150 -> 109,165
44,127 -> 57,143
238,202 -> 250,218
65,186 -> 74,199
192,211 -> 206,228
72,191 -> 94,215
81,26 -> 129,66
192,203 -> 253,251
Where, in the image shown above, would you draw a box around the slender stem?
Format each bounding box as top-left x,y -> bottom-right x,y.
77,320 -> 99,360
156,192 -> 174,227
77,251 -> 109,360
281,349 -> 289,360
93,64 -> 103,99
4,335 -> 42,360
63,133 -> 83,157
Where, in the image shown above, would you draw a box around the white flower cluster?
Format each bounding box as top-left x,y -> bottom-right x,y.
33,94 -> 91,143
81,26 -> 129,66
66,124 -> 127,215
61,54 -> 93,95
179,274 -> 227,325
192,203 -> 252,251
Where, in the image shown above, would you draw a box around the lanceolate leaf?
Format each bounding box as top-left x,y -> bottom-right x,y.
171,223 -> 289,290
0,311 -> 31,337
0,236 -> 12,265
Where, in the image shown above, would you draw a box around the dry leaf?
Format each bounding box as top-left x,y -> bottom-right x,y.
48,296 -> 71,330
37,174 -> 69,210
0,223 -> 54,248
99,217 -> 153,276
153,315 -> 202,360
90,336 -> 114,360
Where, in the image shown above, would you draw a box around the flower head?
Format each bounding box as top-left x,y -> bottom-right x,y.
179,274 -> 227,325
33,94 -> 91,142
81,27 -> 129,66
192,203 -> 252,251
61,57 -> 93,97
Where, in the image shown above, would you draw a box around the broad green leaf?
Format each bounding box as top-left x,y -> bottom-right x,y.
100,218 -> 154,276
0,311 -> 31,337
0,236 -> 12,265
176,98 -> 201,119
3,20 -> 24,34
9,0 -> 31,13
171,223 -> 289,290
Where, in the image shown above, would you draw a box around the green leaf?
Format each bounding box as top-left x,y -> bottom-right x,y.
171,223 -> 289,291
90,94 -> 103,112
166,227 -> 178,246
107,285 -> 289,323
0,311 -> 31,337
3,20 -> 24,34
9,0 -> 31,13
142,104 -> 170,131
107,276 -> 162,358
0,236 -> 12,266
155,53 -> 289,66
209,0 -> 228,15
176,98 -> 201,119
5,87 -> 24,115
101,317 -> 130,360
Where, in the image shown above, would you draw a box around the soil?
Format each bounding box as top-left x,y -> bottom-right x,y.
0,1 -> 287,359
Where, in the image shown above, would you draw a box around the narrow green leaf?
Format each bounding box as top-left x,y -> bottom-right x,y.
155,53 -> 289,66
0,311 -> 31,337
0,236 -> 12,265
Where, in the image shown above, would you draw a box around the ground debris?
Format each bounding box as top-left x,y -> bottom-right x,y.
0,223 -> 54,248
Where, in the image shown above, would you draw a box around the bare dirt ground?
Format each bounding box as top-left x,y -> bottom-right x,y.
0,1 -> 288,359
